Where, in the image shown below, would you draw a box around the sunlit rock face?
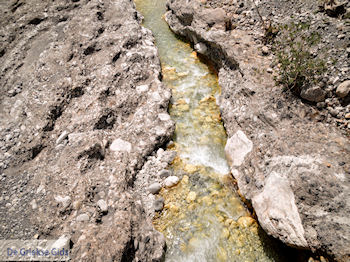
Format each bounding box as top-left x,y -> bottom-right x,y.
0,0 -> 174,260
165,0 -> 350,261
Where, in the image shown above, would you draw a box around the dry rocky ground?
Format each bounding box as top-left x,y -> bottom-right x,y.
165,0 -> 349,261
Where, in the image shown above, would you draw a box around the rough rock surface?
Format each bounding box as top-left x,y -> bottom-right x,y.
165,0 -> 350,261
0,0 -> 175,261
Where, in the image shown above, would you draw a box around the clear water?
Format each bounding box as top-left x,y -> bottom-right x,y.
135,0 -> 286,261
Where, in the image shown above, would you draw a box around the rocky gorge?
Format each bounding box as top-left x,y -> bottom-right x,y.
0,0 -> 349,261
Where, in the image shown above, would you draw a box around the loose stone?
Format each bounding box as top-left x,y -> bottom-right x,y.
148,182 -> 162,194
163,176 -> 180,188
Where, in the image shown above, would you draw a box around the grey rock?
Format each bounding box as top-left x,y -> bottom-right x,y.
336,80 -> 350,98
300,86 -> 326,102
148,182 -> 162,194
154,197 -> 164,212
159,169 -> 171,178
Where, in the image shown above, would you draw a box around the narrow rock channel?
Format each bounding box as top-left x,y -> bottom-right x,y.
135,0 -> 293,261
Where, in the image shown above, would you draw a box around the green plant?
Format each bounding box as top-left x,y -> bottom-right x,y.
273,22 -> 327,94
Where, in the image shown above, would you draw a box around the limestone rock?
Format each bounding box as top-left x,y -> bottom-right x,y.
252,172 -> 308,247
225,130 -> 253,168
163,176 -> 180,188
336,80 -> 350,98
110,138 -> 132,153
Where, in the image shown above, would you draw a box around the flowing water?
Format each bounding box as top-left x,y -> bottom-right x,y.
135,1 -> 287,261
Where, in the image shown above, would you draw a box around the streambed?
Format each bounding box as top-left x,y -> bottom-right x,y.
135,0 -> 286,261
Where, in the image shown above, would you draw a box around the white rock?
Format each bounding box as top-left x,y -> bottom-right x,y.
76,213 -> 89,222
252,172 -> 308,247
163,176 -> 180,188
56,130 -> 69,145
51,235 -> 70,250
110,138 -> 132,153
194,42 -> 207,54
54,195 -> 71,209
136,84 -> 149,93
158,113 -> 171,121
97,199 -> 108,212
148,183 -> 162,194
225,130 -> 253,167
336,80 -> 350,98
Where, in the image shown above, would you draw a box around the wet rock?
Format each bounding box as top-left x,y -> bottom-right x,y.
300,86 -> 326,102
163,176 -> 180,188
336,80 -> 350,98
237,216 -> 255,228
148,182 -> 162,194
154,197 -> 164,212
186,191 -> 197,203
159,169 -> 171,178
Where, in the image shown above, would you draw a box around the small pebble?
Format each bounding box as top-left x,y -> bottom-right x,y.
163,176 -> 180,188
148,183 -> 162,194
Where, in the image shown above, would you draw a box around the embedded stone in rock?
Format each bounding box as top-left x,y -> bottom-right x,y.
252,172 -> 308,247
163,176 -> 180,188
158,113 -> 171,121
148,182 -> 162,194
300,86 -> 326,102
110,138 -> 132,153
136,84 -> 149,93
76,213 -> 90,222
97,199 -> 108,213
336,80 -> 350,98
201,8 -> 227,28
56,130 -> 69,145
54,195 -> 71,209
225,130 -> 253,168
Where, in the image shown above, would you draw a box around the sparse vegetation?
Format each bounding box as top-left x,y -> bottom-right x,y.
273,22 -> 327,95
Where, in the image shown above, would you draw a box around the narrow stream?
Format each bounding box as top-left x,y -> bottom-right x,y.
135,1 -> 287,261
